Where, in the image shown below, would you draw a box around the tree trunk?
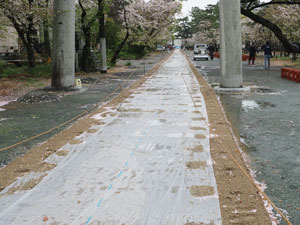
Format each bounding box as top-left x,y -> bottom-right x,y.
241,7 -> 297,53
6,16 -> 36,68
52,0 -> 76,89
25,42 -> 36,68
99,0 -> 107,73
81,28 -> 91,72
43,20 -> 52,59
110,0 -> 130,64
25,30 -> 37,68
111,31 -> 129,64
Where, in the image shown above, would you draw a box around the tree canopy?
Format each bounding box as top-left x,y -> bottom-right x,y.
175,0 -> 300,53
1,0 -> 299,70
241,0 -> 300,52
0,0 -> 181,68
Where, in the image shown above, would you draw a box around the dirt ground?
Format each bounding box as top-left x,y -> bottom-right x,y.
0,66 -> 135,102
0,77 -> 50,102
0,52 -> 274,224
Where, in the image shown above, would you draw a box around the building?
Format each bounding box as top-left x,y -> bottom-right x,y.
0,17 -> 19,56
174,39 -> 182,49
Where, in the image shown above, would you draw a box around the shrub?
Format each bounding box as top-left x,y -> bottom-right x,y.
0,63 -> 52,78
0,60 -> 7,74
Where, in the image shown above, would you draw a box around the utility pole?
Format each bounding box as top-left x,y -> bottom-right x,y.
219,0 -> 243,88
51,0 -> 75,89
99,0 -> 107,74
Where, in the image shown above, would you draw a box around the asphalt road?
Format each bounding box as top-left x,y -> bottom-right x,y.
189,51 -> 300,225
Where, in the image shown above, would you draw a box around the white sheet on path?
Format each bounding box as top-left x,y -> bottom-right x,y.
0,50 -> 222,225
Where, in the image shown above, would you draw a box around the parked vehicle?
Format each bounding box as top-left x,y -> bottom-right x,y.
156,45 -> 165,51
174,39 -> 182,49
193,44 -> 209,61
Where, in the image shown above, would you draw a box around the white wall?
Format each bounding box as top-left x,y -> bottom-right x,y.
0,26 -> 19,54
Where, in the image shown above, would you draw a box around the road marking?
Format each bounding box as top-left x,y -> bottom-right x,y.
84,126 -> 149,224
84,216 -> 92,225
97,198 -> 103,207
118,171 -> 123,177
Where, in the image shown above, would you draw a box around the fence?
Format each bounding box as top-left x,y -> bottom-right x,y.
281,67 -> 300,83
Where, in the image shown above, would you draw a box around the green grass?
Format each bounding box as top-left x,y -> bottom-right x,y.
272,55 -> 300,68
119,51 -> 140,60
23,77 -> 44,86
106,49 -> 115,67
0,63 -> 52,79
0,60 -> 7,73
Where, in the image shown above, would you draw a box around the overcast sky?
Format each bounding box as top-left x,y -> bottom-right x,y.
180,0 -> 219,17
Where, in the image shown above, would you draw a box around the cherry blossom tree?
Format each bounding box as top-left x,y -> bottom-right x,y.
241,3 -> 300,57
186,20 -> 219,47
240,0 -> 300,53
186,1 -> 300,54
0,0 -> 52,67
74,0 -> 181,67
266,4 -> 300,44
110,0 -> 181,64
126,0 -> 180,47
241,17 -> 278,48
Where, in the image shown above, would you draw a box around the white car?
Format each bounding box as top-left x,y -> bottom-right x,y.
156,45 -> 165,51
193,44 -> 209,61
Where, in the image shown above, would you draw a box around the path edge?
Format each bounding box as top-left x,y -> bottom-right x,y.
183,51 -> 272,225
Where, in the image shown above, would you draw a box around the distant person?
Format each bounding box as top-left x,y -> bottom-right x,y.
262,41 -> 272,70
208,44 -> 215,60
248,44 -> 256,65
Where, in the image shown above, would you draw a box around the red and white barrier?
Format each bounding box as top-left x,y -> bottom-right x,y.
281,67 -> 300,83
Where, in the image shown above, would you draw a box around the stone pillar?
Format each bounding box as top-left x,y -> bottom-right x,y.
100,38 -> 107,73
51,0 -> 75,89
219,0 -> 243,88
99,5 -> 107,74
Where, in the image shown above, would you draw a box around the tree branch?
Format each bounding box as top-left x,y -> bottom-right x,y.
246,0 -> 256,10
240,7 -> 297,52
78,0 -> 87,28
249,1 -> 300,10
